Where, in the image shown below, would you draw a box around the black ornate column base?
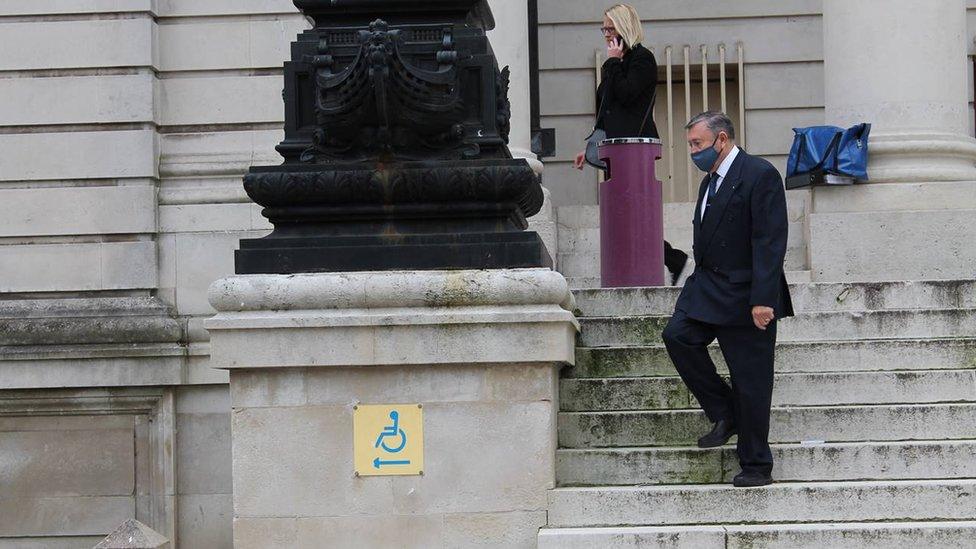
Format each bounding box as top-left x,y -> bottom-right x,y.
236,231 -> 551,274
234,1 -> 552,275
234,158 -> 551,274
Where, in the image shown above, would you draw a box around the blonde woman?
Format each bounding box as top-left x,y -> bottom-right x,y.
574,3 -> 691,284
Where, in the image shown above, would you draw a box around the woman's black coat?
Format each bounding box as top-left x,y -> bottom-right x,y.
595,43 -> 659,139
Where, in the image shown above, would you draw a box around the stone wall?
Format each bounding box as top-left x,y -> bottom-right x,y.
538,0 -> 976,208
0,1 -> 304,546
0,385 -> 232,547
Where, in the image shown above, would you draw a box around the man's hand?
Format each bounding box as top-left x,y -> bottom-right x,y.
607,37 -> 625,59
574,150 -> 586,170
752,306 -> 775,330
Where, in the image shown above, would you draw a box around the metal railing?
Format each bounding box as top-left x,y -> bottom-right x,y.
595,43 -> 746,203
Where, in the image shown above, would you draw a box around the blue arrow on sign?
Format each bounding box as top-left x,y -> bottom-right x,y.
374,457 -> 411,469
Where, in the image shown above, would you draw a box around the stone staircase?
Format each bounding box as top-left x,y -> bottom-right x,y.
539,280 -> 976,548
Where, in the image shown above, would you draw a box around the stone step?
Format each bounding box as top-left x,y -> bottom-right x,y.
564,270 -> 812,290
564,276 -> 602,289
561,375 -> 690,411
568,338 -> 976,378
572,279 -> 976,317
546,479 -> 976,528
558,403 -> 976,448
560,370 -> 976,411
578,308 -> 976,347
538,521 -> 976,549
557,244 -> 808,279
785,270 -> 812,284
555,439 -> 976,486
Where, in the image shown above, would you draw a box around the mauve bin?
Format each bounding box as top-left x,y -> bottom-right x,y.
598,137 -> 665,287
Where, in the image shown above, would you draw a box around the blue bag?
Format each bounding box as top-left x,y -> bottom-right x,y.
786,123 -> 871,180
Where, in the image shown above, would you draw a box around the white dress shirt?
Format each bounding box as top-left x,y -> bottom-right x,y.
700,145 -> 740,222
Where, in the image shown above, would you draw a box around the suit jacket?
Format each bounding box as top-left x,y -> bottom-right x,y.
674,149 -> 795,326
595,43 -> 658,139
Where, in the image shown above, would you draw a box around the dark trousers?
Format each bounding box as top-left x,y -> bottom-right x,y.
664,241 -> 688,277
662,309 -> 777,474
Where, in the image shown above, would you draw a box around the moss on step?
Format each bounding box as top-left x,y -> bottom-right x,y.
630,316 -> 671,345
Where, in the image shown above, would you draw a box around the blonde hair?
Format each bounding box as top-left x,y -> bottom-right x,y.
605,4 -> 644,49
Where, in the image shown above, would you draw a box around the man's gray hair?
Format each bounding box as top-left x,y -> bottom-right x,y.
685,111 -> 736,140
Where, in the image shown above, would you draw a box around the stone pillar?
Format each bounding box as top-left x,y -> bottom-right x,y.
810,0 -> 976,281
824,0 -> 975,182
206,269 -> 577,548
487,0 -> 539,174
488,0 -> 557,263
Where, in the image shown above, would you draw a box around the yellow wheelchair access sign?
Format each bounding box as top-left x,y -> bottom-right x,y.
353,404 -> 424,477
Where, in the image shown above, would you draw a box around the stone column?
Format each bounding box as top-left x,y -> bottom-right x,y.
206,269 -> 577,548
810,0 -> 976,281
488,0 -> 557,262
487,0 -> 539,174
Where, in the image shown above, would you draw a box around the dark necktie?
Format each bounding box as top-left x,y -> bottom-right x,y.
704,172 -> 720,217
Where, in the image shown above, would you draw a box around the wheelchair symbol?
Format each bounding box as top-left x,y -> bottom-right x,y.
374,410 -> 407,453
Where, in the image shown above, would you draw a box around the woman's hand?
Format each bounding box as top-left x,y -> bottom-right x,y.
574,150 -> 586,170
607,37 -> 625,59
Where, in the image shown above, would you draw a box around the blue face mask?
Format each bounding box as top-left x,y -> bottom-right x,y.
690,135 -> 722,172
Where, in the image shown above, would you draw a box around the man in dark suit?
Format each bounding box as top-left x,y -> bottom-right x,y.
662,111 -> 794,487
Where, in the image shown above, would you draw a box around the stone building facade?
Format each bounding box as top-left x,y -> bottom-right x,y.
1,1 -> 974,547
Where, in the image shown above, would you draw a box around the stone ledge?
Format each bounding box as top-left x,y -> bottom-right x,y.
209,319 -> 577,369
813,180 -> 976,213
208,306 -> 571,329
0,299 -> 194,390
0,297 -> 182,346
209,268 -> 576,312
206,269 -> 579,369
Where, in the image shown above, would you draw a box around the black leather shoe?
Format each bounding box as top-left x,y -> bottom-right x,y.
733,470 -> 773,487
697,419 -> 736,448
